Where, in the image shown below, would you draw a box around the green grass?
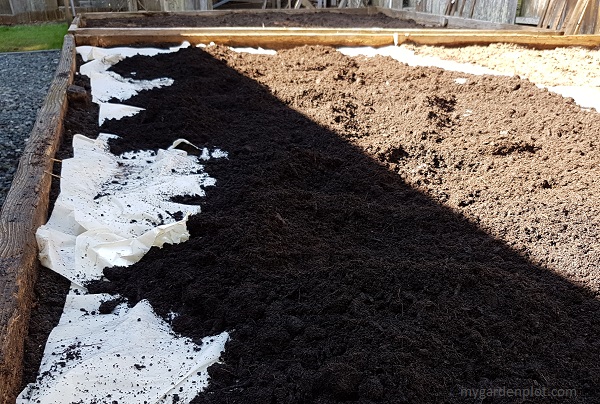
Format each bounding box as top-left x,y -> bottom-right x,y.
0,23 -> 68,53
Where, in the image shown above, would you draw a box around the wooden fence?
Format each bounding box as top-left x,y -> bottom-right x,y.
414,0 -> 518,24
0,0 -> 598,43
536,0 -> 600,34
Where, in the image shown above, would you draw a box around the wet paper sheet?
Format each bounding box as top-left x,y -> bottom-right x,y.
20,44 -> 229,404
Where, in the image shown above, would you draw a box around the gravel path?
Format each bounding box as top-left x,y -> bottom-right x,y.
0,50 -> 60,208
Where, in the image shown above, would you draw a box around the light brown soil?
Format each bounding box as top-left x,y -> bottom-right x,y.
83,11 -> 429,29
406,42 -> 600,88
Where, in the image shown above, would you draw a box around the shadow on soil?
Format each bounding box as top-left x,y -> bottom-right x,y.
77,47 -> 600,403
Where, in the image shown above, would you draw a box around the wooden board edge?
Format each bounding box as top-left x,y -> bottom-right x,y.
396,32 -> 598,48
69,16 -> 81,33
69,26 -> 563,36
71,28 -> 595,49
0,34 -> 76,404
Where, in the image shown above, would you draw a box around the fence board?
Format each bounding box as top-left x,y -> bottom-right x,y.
520,0 -> 546,17
415,0 -> 518,23
0,0 -> 12,14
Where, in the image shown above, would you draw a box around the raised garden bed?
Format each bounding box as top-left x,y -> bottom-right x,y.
80,9 -> 431,29
70,8 -> 598,50
2,9 -> 600,404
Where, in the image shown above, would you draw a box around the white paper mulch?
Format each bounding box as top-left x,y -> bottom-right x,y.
19,44 -> 229,404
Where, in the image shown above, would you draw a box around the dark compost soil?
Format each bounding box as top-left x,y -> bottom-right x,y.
83,11 -> 429,29
24,45 -> 600,404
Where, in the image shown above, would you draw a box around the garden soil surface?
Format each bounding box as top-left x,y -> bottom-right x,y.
83,11 -> 429,29
24,44 -> 600,404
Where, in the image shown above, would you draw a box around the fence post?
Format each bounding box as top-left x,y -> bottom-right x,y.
63,0 -> 72,23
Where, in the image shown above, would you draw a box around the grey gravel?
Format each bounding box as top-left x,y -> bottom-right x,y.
0,50 -> 60,208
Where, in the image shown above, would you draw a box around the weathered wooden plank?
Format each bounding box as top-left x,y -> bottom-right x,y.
596,0 -> 600,33
559,0 -> 580,29
0,34 -> 75,404
70,26 -> 563,38
444,12 -> 548,28
552,0 -> 568,29
580,0 -> 597,34
536,0 -> 550,26
63,0 -> 73,23
553,0 -> 568,29
70,26 -> 600,49
381,6 -> 539,29
539,0 -> 559,27
413,0 -> 518,23
506,0 -> 519,23
443,0 -> 453,15
69,15 -> 80,32
418,0 -> 447,15
376,7 -> 448,26
383,3 -> 551,30
563,0 -> 591,33
470,0 -> 518,23
521,0 -> 547,18
464,0 -> 474,17
139,0 -> 162,10
515,16 -> 540,25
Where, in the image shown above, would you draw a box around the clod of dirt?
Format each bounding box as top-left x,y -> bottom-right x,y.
98,297 -> 126,314
67,84 -> 91,108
